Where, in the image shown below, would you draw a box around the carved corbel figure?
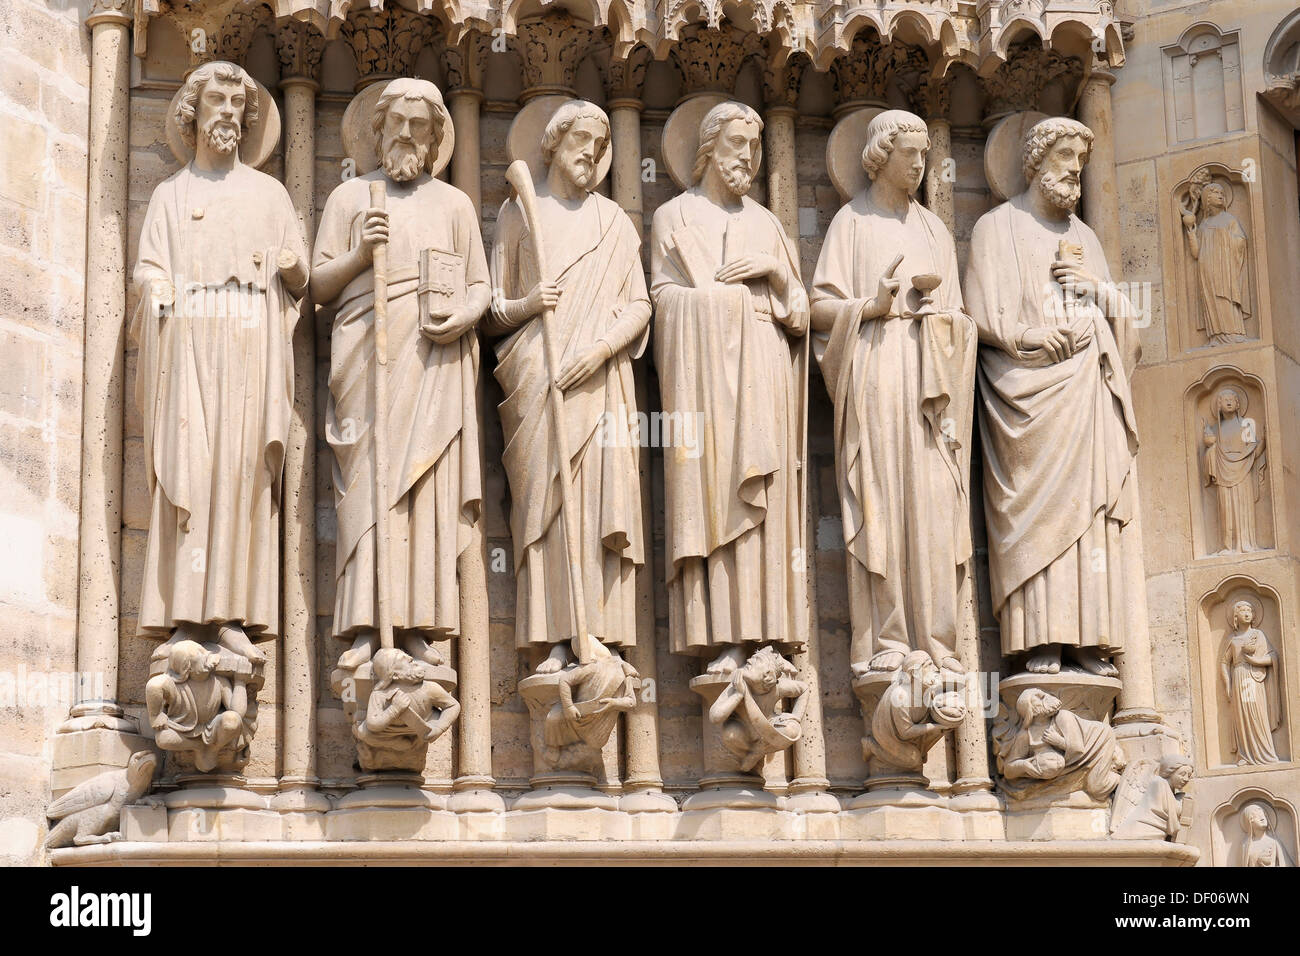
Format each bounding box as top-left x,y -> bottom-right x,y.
708,646 -> 809,772
145,640 -> 260,773
1110,754 -> 1194,840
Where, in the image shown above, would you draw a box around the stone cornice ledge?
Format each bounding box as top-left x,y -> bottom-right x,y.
52,839 -> 1200,866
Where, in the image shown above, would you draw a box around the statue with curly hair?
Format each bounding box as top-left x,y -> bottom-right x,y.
131,60 -> 308,678
966,116 -> 1149,678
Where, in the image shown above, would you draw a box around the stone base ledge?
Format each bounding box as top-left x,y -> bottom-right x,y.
50,838 -> 1201,866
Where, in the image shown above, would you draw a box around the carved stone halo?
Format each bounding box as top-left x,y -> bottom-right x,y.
165,77 -> 282,170
341,79 -> 456,178
825,106 -> 884,202
984,110 -> 1049,202
660,93 -> 728,191
506,94 -> 613,187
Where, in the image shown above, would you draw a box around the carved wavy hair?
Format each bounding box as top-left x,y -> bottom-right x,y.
541,99 -> 611,167
174,61 -> 260,151
1021,117 -> 1094,185
371,78 -> 448,171
692,101 -> 764,185
861,109 -> 929,181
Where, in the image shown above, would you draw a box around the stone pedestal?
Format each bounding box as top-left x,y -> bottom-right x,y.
516,671 -> 622,811
328,772 -> 457,841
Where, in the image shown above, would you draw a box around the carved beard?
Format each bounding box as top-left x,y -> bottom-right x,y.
201,118 -> 241,155
382,141 -> 429,182
1038,169 -> 1081,210
716,157 -> 754,197
564,156 -> 596,191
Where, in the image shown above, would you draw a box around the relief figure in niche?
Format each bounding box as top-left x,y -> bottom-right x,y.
1240,801 -> 1294,867
1181,177 -> 1250,346
1202,385 -> 1265,554
1220,595 -> 1282,765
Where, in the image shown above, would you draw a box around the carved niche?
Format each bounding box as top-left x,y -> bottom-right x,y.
1263,8 -> 1300,127
1184,369 -> 1273,558
1162,23 -> 1244,145
1172,164 -> 1257,351
1210,790 -> 1298,867
1195,579 -> 1290,771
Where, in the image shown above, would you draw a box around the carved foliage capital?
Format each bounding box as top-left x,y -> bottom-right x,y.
341,5 -> 439,83
86,0 -> 132,29
442,30 -> 492,93
275,19 -> 326,82
514,11 -> 596,95
671,21 -> 764,97
981,36 -> 1081,117
592,41 -> 653,101
762,50 -> 809,110
830,34 -> 929,109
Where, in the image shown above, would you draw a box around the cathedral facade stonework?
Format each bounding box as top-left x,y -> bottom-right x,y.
3,0 -> 1300,866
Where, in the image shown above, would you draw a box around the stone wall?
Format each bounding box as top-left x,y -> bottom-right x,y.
0,0 -> 91,865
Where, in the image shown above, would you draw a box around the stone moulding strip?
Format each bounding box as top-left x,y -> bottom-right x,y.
52,840 -> 1199,866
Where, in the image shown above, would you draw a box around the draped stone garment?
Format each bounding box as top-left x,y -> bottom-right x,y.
1193,210 -> 1250,339
1204,412 -> 1264,552
650,190 -> 809,655
131,163 -> 305,639
314,172 -> 488,640
811,193 -> 976,667
1221,627 -> 1281,764
966,193 -> 1147,656
488,191 -> 649,648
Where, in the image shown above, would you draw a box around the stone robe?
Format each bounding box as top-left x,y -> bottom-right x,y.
1193,210 -> 1250,340
488,191 -> 648,648
966,192 -> 1147,657
314,172 -> 488,639
1221,627 -> 1281,764
131,162 -> 305,639
812,193 -> 976,667
650,190 -> 809,655
1204,410 -> 1263,552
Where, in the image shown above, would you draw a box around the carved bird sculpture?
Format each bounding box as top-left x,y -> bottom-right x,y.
44,750 -> 158,849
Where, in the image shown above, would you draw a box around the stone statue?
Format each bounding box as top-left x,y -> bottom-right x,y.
538,640 -> 639,772
488,100 -> 649,674
650,100 -> 809,673
313,78 -> 490,680
708,646 -> 809,772
353,647 -> 460,770
1202,385 -> 1265,554
145,639 -> 260,773
1240,801 -> 1294,867
1181,178 -> 1250,345
45,751 -> 158,849
130,60 -> 308,670
992,687 -> 1125,803
862,650 -> 966,778
1109,753 -> 1194,840
1219,596 -> 1282,765
812,109 -> 976,677
966,117 -> 1147,677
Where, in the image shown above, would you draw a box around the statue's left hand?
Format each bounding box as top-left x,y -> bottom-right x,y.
1051,260 -> 1102,300
420,306 -> 476,345
555,342 -> 613,391
277,248 -> 309,295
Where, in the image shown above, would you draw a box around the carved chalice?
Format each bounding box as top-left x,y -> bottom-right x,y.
910,272 -> 942,319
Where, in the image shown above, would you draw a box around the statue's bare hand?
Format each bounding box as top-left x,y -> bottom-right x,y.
390,690 -> 412,712
1020,326 -> 1072,363
150,278 -> 175,313
1042,726 -> 1067,749
421,306 -> 476,345
555,342 -> 612,391
524,281 -> 561,318
1051,260 -> 1102,300
565,705 -> 582,723
715,254 -> 779,284
358,207 -> 389,264
277,248 -> 308,294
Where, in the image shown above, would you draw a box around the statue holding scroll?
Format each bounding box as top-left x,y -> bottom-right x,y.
313,78 -> 490,682
488,100 -> 649,674
130,61 -> 307,673
650,100 -> 809,674
811,108 -> 976,678
966,117 -> 1147,678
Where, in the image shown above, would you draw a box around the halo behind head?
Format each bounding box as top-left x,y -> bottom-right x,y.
165,62 -> 281,169
342,78 -> 456,178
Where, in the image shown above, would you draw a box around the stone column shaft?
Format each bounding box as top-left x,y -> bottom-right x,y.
608,98 -> 645,239
73,9 -> 132,721
764,106 -> 799,239
278,76 -> 319,789
925,118 -> 956,235
1078,67 -> 1122,278
448,89 -> 483,218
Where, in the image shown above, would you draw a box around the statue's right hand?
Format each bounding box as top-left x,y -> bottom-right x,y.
150,278 -> 175,313
524,280 -> 561,318
1181,213 -> 1197,231
874,253 -> 904,309
1020,326 -> 1072,363
358,207 -> 389,263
